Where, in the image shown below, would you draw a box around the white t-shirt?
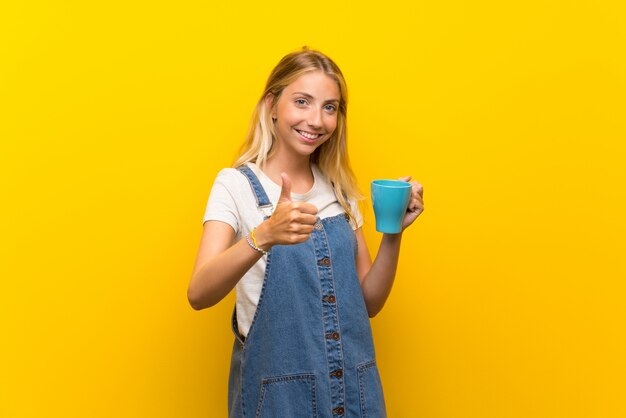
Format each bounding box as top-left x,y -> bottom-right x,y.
202,162 -> 363,337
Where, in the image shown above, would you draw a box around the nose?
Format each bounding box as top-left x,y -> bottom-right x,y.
307,107 -> 322,129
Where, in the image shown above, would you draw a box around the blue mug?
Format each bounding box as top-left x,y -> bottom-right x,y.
371,180 -> 412,234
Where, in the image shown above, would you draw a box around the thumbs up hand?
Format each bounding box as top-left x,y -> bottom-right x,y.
278,172 -> 293,203
253,173 -> 319,249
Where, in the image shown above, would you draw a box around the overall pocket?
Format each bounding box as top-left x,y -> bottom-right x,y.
255,374 -> 317,418
357,360 -> 387,418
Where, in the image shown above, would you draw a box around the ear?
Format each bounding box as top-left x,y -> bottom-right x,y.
264,94 -> 276,119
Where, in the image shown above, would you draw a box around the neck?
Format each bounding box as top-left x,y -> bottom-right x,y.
262,150 -> 315,194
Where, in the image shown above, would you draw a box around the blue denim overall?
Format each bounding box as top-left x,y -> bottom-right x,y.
228,165 -> 387,418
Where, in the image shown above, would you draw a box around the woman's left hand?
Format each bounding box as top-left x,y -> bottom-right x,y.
398,176 -> 424,231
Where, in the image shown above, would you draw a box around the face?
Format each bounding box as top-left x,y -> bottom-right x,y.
269,71 -> 341,159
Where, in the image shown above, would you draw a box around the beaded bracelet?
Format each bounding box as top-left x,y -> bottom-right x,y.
245,228 -> 268,255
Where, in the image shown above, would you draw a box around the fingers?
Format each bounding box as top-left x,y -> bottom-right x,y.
294,212 -> 318,225
278,172 -> 292,203
285,233 -> 315,245
409,198 -> 424,213
275,202 -> 318,220
268,198 -> 319,246
294,202 -> 319,216
280,218 -> 316,244
284,208 -> 317,233
413,181 -> 423,198
400,178 -> 425,231
405,178 -> 424,213
291,225 -> 315,235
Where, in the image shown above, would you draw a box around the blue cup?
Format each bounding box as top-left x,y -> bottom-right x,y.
371,180 -> 412,234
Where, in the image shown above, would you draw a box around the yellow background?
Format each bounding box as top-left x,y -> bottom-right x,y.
2,1 -> 625,417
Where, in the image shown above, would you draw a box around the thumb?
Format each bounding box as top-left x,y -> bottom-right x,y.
278,172 -> 292,203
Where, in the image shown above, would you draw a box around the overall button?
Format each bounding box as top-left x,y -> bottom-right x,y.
322,294 -> 336,303
333,406 -> 345,415
325,331 -> 340,340
318,257 -> 331,266
314,222 -> 323,230
330,369 -> 343,378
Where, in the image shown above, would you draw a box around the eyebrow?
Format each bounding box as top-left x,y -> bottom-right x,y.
292,92 -> 339,103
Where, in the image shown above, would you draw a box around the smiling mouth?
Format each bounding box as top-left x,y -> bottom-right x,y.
295,129 -> 322,140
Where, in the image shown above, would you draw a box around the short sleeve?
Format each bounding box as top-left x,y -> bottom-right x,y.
202,169 -> 241,233
349,198 -> 364,230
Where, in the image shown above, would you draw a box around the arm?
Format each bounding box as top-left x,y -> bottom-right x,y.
355,177 -> 424,317
355,229 -> 402,318
187,220 -> 264,310
187,173 -> 318,310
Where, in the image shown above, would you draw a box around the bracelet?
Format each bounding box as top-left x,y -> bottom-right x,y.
250,228 -> 262,249
246,228 -> 268,255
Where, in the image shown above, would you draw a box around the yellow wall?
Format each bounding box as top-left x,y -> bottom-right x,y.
2,1 -> 625,417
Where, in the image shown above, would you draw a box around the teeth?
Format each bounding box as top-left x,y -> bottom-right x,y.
297,130 -> 321,140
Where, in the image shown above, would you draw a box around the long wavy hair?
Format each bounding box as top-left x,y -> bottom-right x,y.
233,47 -> 362,226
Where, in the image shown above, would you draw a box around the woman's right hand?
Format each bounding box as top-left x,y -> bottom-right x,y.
254,173 -> 318,249
188,172 -> 318,310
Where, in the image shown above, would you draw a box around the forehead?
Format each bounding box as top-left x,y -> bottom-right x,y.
284,71 -> 340,101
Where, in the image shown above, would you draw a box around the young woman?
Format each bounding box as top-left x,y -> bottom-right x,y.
188,47 -> 424,418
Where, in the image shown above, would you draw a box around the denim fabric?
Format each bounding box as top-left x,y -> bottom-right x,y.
229,166 -> 386,418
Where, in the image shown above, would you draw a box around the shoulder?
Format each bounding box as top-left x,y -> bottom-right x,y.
204,167 -> 256,231
205,167 -> 252,207
348,198 -> 365,229
215,167 -> 244,182
211,167 -> 250,191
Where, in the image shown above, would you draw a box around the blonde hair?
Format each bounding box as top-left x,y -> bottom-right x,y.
233,47 -> 362,226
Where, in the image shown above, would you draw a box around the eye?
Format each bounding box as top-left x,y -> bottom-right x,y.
324,104 -> 337,113
295,98 -> 308,106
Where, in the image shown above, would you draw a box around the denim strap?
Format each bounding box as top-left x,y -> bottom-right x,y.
237,165 -> 273,218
